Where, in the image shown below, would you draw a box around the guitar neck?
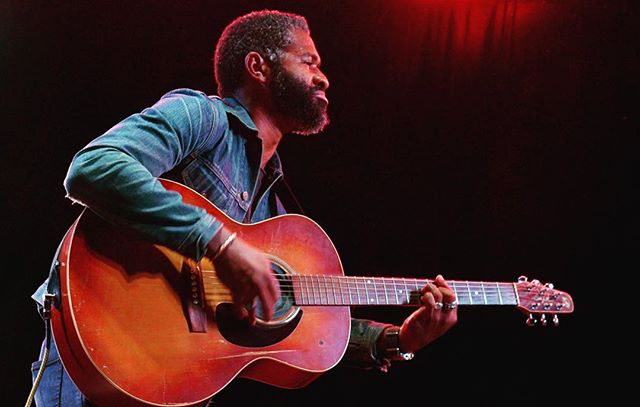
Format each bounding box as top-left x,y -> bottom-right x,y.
290,276 -> 518,306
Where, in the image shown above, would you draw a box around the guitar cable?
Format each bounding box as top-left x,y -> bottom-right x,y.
25,293 -> 55,407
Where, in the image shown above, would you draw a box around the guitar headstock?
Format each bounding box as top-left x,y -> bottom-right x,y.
515,276 -> 574,326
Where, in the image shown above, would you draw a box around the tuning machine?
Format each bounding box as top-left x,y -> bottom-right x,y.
540,314 -> 547,326
526,313 -> 560,327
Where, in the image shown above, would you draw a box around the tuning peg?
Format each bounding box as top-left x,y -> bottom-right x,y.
540,314 -> 547,326
518,275 -> 528,282
553,314 -> 560,326
526,314 -> 537,326
545,282 -> 554,289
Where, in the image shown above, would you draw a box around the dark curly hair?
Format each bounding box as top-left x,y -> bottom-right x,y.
213,10 -> 309,97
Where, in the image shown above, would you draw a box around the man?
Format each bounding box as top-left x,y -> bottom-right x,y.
31,10 -> 457,406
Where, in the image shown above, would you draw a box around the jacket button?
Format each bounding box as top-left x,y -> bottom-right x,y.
241,191 -> 249,201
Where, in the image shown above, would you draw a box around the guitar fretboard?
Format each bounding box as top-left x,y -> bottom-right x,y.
291,276 -> 518,306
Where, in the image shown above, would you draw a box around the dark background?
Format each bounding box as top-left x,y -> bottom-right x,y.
2,0 -> 635,405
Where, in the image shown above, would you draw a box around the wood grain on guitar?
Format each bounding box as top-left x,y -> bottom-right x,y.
51,179 -> 574,406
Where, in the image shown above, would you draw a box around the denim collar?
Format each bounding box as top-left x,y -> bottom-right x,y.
220,97 -> 258,132
219,97 -> 283,177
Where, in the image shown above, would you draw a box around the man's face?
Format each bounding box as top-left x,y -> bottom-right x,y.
269,29 -> 330,135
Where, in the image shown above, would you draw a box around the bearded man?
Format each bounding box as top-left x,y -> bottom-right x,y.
30,10 -> 457,406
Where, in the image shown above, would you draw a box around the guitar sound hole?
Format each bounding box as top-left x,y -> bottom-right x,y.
253,263 -> 295,322
216,262 -> 302,347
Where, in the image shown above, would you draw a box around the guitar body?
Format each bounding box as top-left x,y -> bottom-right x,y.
51,179 -> 350,406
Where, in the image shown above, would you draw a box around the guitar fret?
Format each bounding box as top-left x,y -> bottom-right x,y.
306,275 -> 312,304
403,278 -> 409,304
343,277 -> 349,305
323,276 -> 329,305
347,279 -> 353,304
330,276 -> 337,305
322,276 -> 329,305
452,282 -> 459,304
481,282 -> 487,304
318,276 -> 323,304
318,275 -> 329,305
308,276 -> 314,305
392,278 -> 399,305
362,277 -> 369,304
370,277 -> 376,304
372,277 -> 379,304
382,278 -> 389,304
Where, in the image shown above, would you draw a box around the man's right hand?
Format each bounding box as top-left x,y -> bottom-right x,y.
207,228 -> 280,323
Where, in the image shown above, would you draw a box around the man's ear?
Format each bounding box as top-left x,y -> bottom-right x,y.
244,51 -> 270,85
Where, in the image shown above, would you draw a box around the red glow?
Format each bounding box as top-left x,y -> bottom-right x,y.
380,0 -> 548,78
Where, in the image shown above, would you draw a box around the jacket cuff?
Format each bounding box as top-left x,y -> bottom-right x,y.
343,318 -> 394,372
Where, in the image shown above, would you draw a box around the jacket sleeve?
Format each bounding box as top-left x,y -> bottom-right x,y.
64,89 -> 224,260
344,318 -> 393,371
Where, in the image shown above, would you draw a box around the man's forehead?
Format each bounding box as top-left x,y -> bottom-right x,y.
284,29 -> 320,58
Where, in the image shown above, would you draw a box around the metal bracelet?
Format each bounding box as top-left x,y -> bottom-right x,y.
382,327 -> 414,362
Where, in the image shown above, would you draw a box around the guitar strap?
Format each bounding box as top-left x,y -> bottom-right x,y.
274,175 -> 306,216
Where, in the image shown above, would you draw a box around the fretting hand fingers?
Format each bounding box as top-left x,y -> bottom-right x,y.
399,274 -> 459,353
421,281 -> 444,310
434,274 -> 457,310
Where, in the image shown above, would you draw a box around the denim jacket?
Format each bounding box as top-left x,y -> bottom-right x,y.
34,88 -> 390,370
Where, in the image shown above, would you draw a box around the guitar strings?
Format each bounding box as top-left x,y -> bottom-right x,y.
198,270 -> 522,289
192,270 -> 552,303
200,283 -> 517,294
199,281 -> 520,294
199,284 -> 523,302
198,276 -> 527,297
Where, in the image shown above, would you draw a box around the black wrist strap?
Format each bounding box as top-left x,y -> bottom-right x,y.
382,327 -> 415,361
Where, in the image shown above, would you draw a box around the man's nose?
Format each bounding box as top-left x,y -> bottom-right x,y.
313,72 -> 329,91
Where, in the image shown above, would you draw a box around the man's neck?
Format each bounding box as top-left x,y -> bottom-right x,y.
234,91 -> 284,169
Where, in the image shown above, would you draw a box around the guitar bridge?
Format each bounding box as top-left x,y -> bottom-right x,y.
183,258 -> 207,333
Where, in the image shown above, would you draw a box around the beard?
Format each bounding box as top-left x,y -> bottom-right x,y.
269,64 -> 330,135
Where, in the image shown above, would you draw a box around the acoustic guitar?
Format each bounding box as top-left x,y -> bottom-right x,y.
51,179 -> 574,406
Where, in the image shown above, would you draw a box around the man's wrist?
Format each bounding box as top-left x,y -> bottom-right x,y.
207,228 -> 231,259
378,326 -> 414,362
